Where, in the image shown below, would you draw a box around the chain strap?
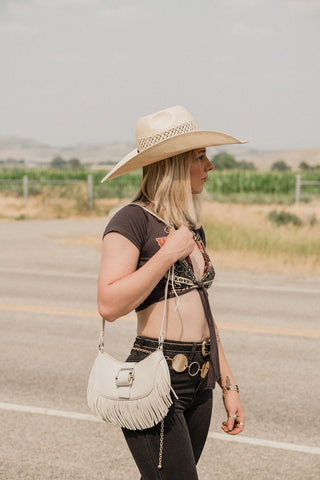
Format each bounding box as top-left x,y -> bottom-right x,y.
131,346 -> 152,354
158,419 -> 165,470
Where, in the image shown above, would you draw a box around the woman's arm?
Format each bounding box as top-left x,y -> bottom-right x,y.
97,226 -> 195,322
215,324 -> 245,435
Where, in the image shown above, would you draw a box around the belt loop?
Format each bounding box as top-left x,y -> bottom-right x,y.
189,343 -> 197,362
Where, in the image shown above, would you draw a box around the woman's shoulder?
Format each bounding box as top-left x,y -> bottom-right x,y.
103,203 -> 151,247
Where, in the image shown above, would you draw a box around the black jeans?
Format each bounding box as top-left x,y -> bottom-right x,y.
122,336 -> 213,480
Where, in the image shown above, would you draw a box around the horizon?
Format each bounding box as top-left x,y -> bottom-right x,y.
1,134 -> 320,154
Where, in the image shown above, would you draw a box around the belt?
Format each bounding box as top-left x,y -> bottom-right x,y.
134,336 -> 210,354
132,337 -> 211,378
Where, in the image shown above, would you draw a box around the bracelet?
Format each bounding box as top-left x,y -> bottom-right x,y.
225,384 -> 239,392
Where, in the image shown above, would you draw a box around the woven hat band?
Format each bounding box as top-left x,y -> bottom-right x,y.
136,119 -> 197,153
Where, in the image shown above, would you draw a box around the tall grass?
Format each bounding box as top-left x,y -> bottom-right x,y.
201,201 -> 320,274
203,221 -> 320,258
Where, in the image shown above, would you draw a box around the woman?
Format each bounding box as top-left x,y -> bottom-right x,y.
97,105 -> 245,479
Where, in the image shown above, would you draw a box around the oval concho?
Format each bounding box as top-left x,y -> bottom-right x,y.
201,361 -> 210,378
171,354 -> 188,373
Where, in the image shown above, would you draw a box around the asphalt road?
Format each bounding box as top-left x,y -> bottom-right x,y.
0,218 -> 319,480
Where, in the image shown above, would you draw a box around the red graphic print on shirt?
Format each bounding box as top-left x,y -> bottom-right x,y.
156,237 -> 167,248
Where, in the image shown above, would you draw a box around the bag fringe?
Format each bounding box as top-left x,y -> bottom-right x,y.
89,373 -> 172,430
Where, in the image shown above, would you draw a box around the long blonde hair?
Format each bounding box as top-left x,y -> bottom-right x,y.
131,150 -> 201,228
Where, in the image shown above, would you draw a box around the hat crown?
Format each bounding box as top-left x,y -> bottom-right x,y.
135,105 -> 197,153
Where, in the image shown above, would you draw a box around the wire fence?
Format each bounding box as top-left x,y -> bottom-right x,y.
0,174 -> 141,208
1,172 -> 320,207
295,174 -> 320,203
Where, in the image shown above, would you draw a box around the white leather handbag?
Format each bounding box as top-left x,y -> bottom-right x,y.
87,267 -> 176,430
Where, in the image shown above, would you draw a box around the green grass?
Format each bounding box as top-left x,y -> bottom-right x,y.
1,168 -> 320,203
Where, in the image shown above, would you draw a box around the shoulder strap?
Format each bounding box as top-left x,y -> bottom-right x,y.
99,204 -> 174,352
99,267 -> 172,352
99,264 -> 174,352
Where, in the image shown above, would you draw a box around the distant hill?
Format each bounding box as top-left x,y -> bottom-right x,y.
0,136 -> 135,166
1,136 -> 320,170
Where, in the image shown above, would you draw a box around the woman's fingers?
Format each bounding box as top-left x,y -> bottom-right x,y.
221,413 -> 245,435
221,421 -> 244,435
227,413 -> 237,432
222,392 -> 245,436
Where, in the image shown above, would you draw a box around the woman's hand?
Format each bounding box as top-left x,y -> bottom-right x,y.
162,226 -> 195,262
221,391 -> 245,435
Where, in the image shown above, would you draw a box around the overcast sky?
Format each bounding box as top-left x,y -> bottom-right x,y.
0,0 -> 319,150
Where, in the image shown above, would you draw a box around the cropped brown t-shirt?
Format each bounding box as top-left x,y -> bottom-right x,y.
103,203 -> 220,388
103,203 -> 215,312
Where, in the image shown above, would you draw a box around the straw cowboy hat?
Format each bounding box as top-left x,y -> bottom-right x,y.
101,105 -> 246,182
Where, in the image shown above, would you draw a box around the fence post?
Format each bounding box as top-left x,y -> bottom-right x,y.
87,174 -> 93,210
23,175 -> 28,205
295,174 -> 301,204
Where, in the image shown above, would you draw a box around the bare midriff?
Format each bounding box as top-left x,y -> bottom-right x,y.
137,289 -> 210,342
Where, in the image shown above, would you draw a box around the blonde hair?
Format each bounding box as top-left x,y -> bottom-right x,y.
131,150 -> 202,228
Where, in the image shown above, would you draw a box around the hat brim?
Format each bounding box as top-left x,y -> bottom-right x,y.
101,130 -> 247,182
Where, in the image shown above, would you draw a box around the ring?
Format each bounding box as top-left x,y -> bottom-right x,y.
228,414 -> 237,419
238,422 -> 244,426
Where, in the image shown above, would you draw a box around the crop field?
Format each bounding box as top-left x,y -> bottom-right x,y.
1,168 -> 320,203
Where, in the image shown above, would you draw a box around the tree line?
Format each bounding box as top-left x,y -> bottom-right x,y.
49,153 -> 320,172
1,152 -> 319,172
211,152 -> 320,172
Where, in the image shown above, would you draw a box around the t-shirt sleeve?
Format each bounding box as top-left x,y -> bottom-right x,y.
102,204 -> 147,251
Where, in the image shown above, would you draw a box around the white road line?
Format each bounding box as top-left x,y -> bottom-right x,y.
208,432 -> 320,455
0,267 -> 96,280
215,282 -> 320,295
1,402 -> 319,456
0,268 -> 318,294
0,402 -> 101,422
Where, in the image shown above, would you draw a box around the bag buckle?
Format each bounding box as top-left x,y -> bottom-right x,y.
115,367 -> 135,387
